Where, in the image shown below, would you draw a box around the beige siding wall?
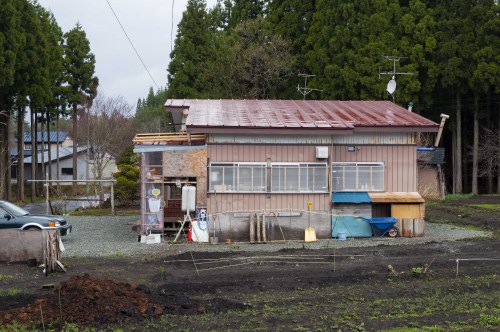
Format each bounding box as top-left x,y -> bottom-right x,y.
207,144 -> 330,213
332,145 -> 417,192
207,144 -> 417,213
208,144 -> 321,162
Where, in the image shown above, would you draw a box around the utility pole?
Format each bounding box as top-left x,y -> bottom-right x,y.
379,55 -> 413,102
297,74 -> 322,100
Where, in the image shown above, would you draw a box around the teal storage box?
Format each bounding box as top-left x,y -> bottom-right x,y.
332,215 -> 372,238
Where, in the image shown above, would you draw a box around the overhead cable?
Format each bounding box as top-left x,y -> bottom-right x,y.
105,0 -> 160,89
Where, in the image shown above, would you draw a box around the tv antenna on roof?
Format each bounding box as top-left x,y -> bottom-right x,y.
297,73 -> 322,100
379,55 -> 413,102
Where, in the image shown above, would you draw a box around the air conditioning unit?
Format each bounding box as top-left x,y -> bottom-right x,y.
315,146 -> 328,159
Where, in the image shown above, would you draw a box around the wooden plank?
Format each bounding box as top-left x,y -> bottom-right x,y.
391,204 -> 423,219
370,192 -> 425,203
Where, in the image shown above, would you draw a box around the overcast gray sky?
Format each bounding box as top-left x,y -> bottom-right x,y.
38,0 -> 217,108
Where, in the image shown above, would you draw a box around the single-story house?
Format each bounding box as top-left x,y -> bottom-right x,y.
133,99 -> 439,240
17,146 -> 117,183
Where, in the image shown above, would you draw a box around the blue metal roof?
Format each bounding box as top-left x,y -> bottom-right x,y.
23,132 -> 68,143
332,192 -> 371,203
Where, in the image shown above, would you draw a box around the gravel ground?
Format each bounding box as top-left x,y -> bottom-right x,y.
61,215 -> 492,258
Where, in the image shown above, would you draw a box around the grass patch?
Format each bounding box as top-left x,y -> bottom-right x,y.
0,288 -> 22,296
444,193 -> 476,201
0,274 -> 12,281
469,204 -> 500,211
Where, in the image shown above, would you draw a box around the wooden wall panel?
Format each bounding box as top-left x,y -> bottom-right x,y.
391,203 -> 423,219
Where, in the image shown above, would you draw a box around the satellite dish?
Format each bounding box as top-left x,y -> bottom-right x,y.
386,76 -> 396,94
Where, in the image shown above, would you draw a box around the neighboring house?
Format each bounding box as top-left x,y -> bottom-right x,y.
20,147 -> 117,184
133,99 -> 439,240
23,132 -> 73,152
417,147 -> 445,199
11,131 -> 117,185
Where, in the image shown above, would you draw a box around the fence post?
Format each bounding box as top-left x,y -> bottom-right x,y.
45,181 -> 49,215
111,182 -> 115,215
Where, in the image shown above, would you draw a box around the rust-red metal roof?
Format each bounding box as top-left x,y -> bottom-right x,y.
165,99 -> 439,132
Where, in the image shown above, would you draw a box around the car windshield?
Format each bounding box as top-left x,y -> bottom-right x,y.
1,201 -> 30,217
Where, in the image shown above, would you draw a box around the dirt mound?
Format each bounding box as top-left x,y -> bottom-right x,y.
0,274 -> 164,327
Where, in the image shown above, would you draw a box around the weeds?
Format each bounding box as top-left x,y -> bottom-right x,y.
444,193 -> 476,201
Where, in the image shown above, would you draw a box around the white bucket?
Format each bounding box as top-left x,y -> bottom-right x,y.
338,232 -> 347,241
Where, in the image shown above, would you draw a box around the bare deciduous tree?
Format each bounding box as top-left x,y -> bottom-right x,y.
79,94 -> 134,181
478,127 -> 500,191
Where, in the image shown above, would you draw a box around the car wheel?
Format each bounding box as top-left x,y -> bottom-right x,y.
24,227 -> 41,231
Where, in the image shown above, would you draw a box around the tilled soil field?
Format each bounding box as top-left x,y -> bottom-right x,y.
0,197 -> 499,331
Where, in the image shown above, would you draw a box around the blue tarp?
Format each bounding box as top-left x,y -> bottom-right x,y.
332,192 -> 371,203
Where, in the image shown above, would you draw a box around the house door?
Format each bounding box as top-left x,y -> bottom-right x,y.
164,185 -> 184,219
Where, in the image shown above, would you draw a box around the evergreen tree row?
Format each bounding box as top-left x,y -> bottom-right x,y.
166,0 -> 499,194
0,0 -> 98,201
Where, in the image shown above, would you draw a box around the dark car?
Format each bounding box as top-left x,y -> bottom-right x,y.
0,200 -> 72,236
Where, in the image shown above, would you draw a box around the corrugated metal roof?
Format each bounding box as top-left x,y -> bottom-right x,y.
24,146 -> 88,164
23,132 -> 69,143
166,100 -> 439,132
332,192 -> 372,203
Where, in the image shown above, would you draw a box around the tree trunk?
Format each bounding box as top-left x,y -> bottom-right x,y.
17,106 -> 25,202
41,114 -> 45,184
47,110 -> 52,184
452,126 -> 456,194
0,108 -> 7,199
72,105 -> 78,195
56,113 -> 60,192
486,91 -> 493,193
31,108 -> 36,202
5,108 -> 12,201
472,92 -> 479,195
498,102 -> 500,194
455,89 -> 463,194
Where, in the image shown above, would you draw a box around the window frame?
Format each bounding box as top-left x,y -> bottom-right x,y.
208,162 -> 267,193
61,167 -> 73,176
270,162 -> 329,193
332,162 -> 384,192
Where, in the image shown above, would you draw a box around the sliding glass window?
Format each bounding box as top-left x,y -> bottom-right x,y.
332,162 -> 384,191
209,163 -> 266,192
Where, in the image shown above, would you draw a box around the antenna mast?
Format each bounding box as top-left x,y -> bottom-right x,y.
297,74 -> 322,100
379,55 -> 413,102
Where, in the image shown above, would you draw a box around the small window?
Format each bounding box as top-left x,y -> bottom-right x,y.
332,162 -> 384,191
271,163 -> 328,193
61,168 -> 73,176
209,162 -> 266,192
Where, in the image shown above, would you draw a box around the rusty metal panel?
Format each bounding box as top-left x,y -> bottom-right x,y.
333,133 -> 416,145
208,134 -> 333,144
167,99 -> 439,130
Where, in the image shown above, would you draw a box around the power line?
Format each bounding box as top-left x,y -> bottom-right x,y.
105,0 -> 160,89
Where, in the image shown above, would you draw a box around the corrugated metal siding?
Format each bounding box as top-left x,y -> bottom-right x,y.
207,193 -> 331,215
208,144 -> 320,162
208,134 -> 333,144
332,145 -> 417,192
334,132 -> 416,145
206,144 -> 417,213
207,144 -> 331,212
